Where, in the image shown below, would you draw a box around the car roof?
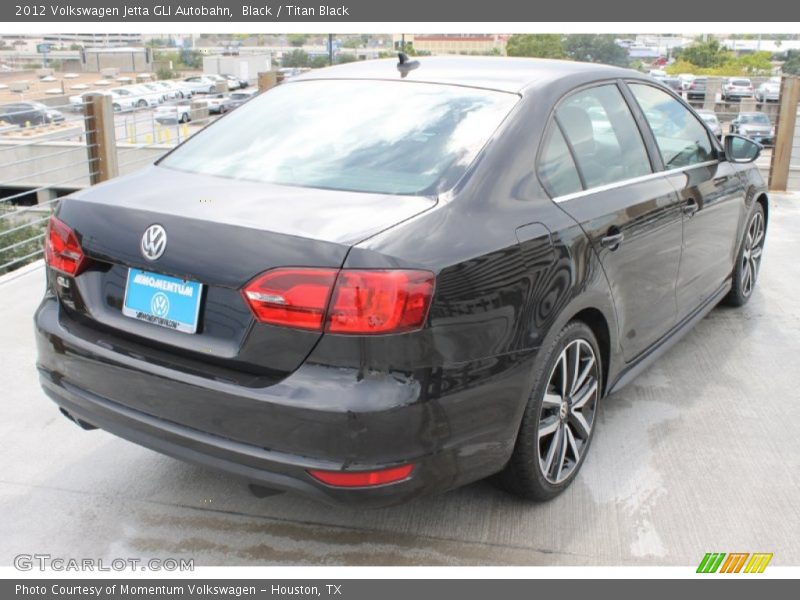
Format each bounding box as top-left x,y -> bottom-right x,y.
293,56 -> 643,94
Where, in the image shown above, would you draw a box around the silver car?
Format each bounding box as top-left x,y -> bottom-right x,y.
696,109 -> 722,139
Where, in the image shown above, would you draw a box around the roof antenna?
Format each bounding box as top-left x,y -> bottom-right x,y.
396,52 -> 420,78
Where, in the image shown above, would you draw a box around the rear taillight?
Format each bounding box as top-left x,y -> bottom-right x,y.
242,268 -> 338,331
242,268 -> 435,335
307,464 -> 414,487
44,215 -> 87,276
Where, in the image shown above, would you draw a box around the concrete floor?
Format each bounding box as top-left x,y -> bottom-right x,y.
1,194 -> 799,567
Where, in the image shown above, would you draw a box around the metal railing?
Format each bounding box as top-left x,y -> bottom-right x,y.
0,81 -> 234,275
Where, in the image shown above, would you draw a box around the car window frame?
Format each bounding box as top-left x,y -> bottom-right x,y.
535,78 -> 660,199
621,79 -> 723,169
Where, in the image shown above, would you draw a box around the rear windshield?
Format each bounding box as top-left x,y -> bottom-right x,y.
160,79 -> 518,195
731,79 -> 751,86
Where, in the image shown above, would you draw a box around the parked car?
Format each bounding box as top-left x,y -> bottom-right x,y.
37,58 -> 768,506
648,68 -> 667,79
221,89 -> 257,112
143,82 -> 179,101
0,101 -> 61,127
755,81 -> 780,103
112,86 -> 162,108
204,73 -> 238,91
696,109 -> 722,139
154,101 -> 192,124
68,90 -> 136,113
677,73 -> 695,90
221,73 -> 248,89
182,76 -> 219,94
730,111 -> 775,145
722,78 -> 754,101
660,77 -> 683,93
686,77 -> 707,101
204,93 -> 228,114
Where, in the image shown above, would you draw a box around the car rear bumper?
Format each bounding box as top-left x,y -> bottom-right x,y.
35,296 -> 524,506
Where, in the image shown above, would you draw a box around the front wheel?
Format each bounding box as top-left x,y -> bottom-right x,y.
724,203 -> 766,307
497,320 -> 602,501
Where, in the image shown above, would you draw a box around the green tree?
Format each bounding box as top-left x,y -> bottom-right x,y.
287,34 -> 309,47
282,49 -> 310,68
735,51 -> 774,75
506,34 -> 565,59
782,49 -> 800,75
335,54 -> 358,64
563,35 -> 629,67
676,39 -> 731,68
309,55 -> 330,68
342,37 -> 362,49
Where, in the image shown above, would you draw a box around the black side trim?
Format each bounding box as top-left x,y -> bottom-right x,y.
607,280 -> 731,394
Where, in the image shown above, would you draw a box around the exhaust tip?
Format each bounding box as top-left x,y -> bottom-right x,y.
247,483 -> 284,499
59,407 -> 98,431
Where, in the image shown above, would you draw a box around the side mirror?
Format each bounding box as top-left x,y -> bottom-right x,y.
724,134 -> 761,164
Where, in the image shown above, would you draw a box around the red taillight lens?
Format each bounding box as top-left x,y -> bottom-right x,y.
243,268 -> 435,335
327,270 -> 434,334
242,268 -> 338,331
307,464 -> 414,487
44,216 -> 87,276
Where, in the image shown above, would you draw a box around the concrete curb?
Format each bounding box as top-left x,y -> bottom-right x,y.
0,258 -> 43,286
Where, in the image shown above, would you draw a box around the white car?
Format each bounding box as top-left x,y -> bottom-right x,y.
148,81 -> 185,100
204,73 -> 238,91
68,90 -> 137,113
722,78 -> 754,101
755,82 -> 780,103
182,76 -> 220,94
154,101 -> 192,124
677,73 -> 695,91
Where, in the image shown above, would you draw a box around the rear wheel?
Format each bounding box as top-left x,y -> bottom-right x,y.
137,99 -> 147,108
179,112 -> 190,124
497,321 -> 602,501
725,203 -> 766,307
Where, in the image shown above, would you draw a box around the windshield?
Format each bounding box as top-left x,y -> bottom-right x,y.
160,79 -> 518,195
740,114 -> 770,124
731,80 -> 751,86
700,113 -> 718,124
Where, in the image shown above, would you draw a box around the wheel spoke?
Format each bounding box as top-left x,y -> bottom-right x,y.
569,342 -> 582,396
751,246 -> 762,260
573,353 -> 595,396
555,424 -> 569,481
558,350 -> 569,399
570,410 -> 592,440
538,416 -> 559,440
543,392 -> 562,408
572,379 -> 598,410
542,424 -> 562,476
566,425 -> 581,463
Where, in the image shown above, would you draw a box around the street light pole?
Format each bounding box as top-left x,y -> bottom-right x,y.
329,34 -> 334,65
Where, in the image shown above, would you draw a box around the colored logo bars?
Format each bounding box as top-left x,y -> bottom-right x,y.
697,552 -> 773,573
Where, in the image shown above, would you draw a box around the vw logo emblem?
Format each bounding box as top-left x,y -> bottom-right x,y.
141,224 -> 166,261
150,292 -> 170,317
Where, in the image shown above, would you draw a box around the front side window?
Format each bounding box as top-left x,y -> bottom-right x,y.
554,84 -> 652,189
629,83 -> 715,169
160,79 -> 518,195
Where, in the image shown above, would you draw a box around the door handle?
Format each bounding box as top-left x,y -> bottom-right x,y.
682,198 -> 699,216
600,231 -> 624,249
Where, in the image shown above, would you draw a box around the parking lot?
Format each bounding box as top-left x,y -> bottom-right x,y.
0,193 -> 798,567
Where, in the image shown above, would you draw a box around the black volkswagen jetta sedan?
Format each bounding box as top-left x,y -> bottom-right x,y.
35,57 -> 768,506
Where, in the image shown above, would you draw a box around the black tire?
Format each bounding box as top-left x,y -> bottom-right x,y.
137,99 -> 147,108
112,103 -> 121,113
724,203 -> 766,307
497,320 -> 603,501
179,113 -> 189,124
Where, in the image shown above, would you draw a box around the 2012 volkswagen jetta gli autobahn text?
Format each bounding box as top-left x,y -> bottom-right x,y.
35,57 -> 768,506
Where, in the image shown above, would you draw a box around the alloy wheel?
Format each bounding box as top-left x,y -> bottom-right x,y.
538,339 -> 599,484
741,211 -> 765,297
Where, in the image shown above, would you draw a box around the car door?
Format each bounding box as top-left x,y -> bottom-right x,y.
627,83 -> 746,320
539,82 -> 684,361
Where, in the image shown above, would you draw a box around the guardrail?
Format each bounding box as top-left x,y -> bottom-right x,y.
0,83 -> 232,275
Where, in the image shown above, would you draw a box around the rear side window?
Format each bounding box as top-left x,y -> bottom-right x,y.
538,125 -> 583,197
629,83 -> 714,169
554,84 -> 652,189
